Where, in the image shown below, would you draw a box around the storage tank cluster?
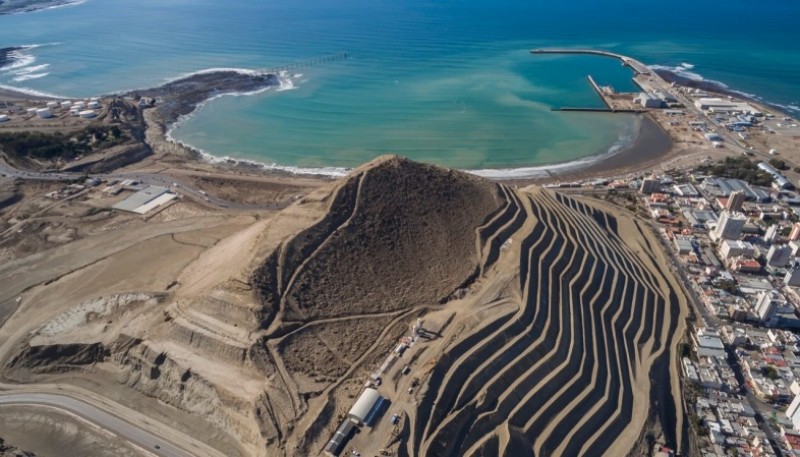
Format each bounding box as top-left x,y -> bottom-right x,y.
12,98 -> 101,121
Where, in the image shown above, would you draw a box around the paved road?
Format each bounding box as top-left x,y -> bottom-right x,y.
0,158 -> 274,211
0,392 -> 191,457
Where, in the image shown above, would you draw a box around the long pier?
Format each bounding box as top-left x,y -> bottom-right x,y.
261,52 -> 348,74
530,48 -> 651,75
587,75 -> 611,109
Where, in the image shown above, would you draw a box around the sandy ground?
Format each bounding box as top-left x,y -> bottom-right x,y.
0,156 -> 694,457
360,188 -> 689,457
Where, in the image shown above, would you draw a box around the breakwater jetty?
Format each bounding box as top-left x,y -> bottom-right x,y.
532,49 -> 651,113
553,107 -> 644,113
530,48 -> 652,76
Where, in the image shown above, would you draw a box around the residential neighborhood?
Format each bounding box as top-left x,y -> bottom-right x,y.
633,162 -> 800,456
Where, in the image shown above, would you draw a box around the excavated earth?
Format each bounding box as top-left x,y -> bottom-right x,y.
0,155 -> 688,456
408,189 -> 688,456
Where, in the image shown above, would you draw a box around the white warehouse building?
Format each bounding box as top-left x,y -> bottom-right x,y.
347,388 -> 383,425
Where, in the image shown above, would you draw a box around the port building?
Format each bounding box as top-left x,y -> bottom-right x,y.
634,92 -> 664,109
694,98 -> 761,115
112,185 -> 177,215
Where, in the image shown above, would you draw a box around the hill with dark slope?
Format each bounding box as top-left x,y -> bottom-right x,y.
254,155 -> 504,327
0,156 -> 688,456
0,155 -> 508,456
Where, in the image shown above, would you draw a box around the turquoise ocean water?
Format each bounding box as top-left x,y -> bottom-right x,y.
1,0 -> 798,175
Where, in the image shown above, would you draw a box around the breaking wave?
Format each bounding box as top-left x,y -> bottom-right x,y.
1,0 -> 88,15
163,66 -> 264,84
0,83 -> 64,98
649,62 -> 793,113
171,113 -> 643,180
12,72 -> 49,82
13,63 -> 50,75
164,70 -> 299,149
1,43 -> 59,87
0,49 -> 36,72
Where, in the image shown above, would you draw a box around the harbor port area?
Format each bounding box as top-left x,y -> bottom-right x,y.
532,48 -> 669,113
531,48 -> 799,164
530,47 -> 800,196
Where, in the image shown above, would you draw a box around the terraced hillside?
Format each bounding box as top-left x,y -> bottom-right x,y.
0,156 -> 686,456
409,188 -> 688,456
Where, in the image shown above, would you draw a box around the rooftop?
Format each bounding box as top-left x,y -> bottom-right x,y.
112,185 -> 172,213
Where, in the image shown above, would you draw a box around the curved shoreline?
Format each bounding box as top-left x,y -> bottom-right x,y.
1,45 -> 669,183
653,67 -> 799,117
0,68 -> 670,182
163,114 -> 656,181
3,42 -> 670,181
153,76 -> 654,180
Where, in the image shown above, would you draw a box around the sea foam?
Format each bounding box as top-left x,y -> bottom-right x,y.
13,72 -> 49,82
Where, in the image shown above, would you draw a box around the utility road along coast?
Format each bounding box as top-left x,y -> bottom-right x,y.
0,389 -> 224,457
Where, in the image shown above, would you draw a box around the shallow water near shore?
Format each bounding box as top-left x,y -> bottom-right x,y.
0,0 -> 798,173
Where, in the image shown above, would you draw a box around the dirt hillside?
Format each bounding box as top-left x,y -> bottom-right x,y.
0,156 -> 688,456
0,155 -> 505,456
255,155 -> 503,326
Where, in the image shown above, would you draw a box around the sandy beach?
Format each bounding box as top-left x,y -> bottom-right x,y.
0,86 -> 49,101
503,113 -> 676,186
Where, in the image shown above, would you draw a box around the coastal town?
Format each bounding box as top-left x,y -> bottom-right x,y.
517,48 -> 800,457
635,166 -> 800,457
549,141 -> 800,455
1,39 -> 800,457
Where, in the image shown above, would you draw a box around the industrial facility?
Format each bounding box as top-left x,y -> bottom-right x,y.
694,97 -> 762,115
757,161 -> 794,190
324,387 -> 387,456
111,185 -> 177,215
